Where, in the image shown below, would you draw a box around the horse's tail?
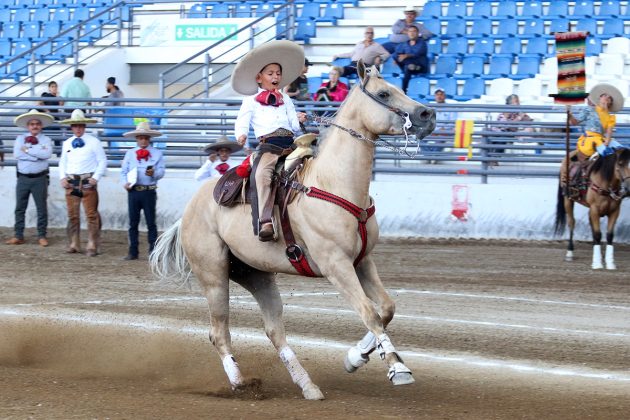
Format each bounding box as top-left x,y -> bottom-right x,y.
554,184 -> 566,236
149,219 -> 192,288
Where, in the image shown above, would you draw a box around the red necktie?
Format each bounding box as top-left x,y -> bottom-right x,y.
25,136 -> 39,145
255,90 -> 284,107
215,162 -> 229,175
136,149 -> 150,161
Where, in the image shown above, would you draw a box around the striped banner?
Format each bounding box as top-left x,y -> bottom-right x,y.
454,119 -> 474,158
552,31 -> 589,105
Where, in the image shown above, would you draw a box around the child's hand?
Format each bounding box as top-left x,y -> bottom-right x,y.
209,153 -> 217,162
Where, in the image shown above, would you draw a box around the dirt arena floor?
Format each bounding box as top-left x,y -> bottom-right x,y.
1,227 -> 629,419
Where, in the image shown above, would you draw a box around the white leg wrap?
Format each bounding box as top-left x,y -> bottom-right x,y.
376,333 -> 397,360
357,331 -> 377,354
279,346 -> 311,390
222,354 -> 244,388
605,245 -> 616,270
387,362 -> 412,381
565,250 -> 574,261
592,245 -> 603,269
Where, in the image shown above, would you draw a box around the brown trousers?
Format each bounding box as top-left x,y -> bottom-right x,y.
255,151 -> 280,222
65,187 -> 101,251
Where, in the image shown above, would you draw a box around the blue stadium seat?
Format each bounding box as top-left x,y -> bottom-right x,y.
307,76 -> 321,95
444,2 -> 466,20
470,38 -> 494,62
13,40 -> 31,58
600,19 -> 625,38
520,1 -> 542,19
72,7 -> 90,22
468,1 -> 491,20
512,56 -> 540,80
52,8 -> 70,23
469,19 -> 492,39
254,3 -> 275,17
210,3 -> 230,18
598,0 -> 620,18
547,1 -> 568,18
454,78 -> 485,101
426,37 -> 442,60
22,22 -> 40,40
549,18 -> 570,34
187,3 -> 207,18
428,55 -> 457,79
384,76 -> 402,90
441,36 -> 468,59
418,2 -> 442,20
318,2 -> 343,23
495,37 -> 521,57
9,57 -> 29,80
522,37 -> 549,58
521,19 -> 546,38
47,40 -> 73,63
495,18 -> 518,39
332,57 -> 351,67
275,15 -> 287,39
572,1 -> 594,18
294,19 -> 316,43
81,22 -> 102,43
495,1 -> 516,18
0,41 -> 12,59
575,18 -> 598,36
298,2 -> 320,20
407,77 -> 430,99
33,7 -> 50,22
0,9 -> 10,23
454,55 -> 484,80
233,3 -> 253,18
421,19 -> 441,37
13,8 -> 30,22
480,56 -> 512,80
4,23 -> 21,40
380,57 -> 400,77
444,18 -> 466,39
433,77 -> 457,99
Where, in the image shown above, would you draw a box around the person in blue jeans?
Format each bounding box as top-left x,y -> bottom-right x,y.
392,26 -> 429,94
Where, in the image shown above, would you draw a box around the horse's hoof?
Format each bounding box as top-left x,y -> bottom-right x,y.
344,347 -> 369,373
388,362 -> 414,385
592,263 -> 603,270
606,263 -> 617,270
302,383 -> 325,400
564,256 -> 573,262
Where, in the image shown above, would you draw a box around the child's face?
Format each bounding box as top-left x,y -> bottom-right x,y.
217,148 -> 231,161
256,63 -> 282,91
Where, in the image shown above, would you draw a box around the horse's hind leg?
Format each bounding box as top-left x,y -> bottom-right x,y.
232,268 -> 324,400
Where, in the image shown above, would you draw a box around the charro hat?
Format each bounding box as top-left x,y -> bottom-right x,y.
231,40 -> 305,95
59,109 -> 97,125
123,121 -> 163,138
204,135 -> 243,153
404,6 -> 418,13
589,83 -> 624,112
14,109 -> 55,129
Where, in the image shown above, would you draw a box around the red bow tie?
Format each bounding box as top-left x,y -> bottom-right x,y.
215,162 -> 230,175
255,90 -> 284,107
25,136 -> 39,145
136,149 -> 150,161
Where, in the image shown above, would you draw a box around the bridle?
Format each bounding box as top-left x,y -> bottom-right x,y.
306,72 -> 422,158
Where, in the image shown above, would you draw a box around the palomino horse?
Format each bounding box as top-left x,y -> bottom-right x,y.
150,61 -> 435,399
555,148 -> 630,269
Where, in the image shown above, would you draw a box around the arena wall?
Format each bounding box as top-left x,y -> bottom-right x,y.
1,167 -> 629,242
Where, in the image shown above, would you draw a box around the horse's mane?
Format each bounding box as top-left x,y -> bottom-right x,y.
591,151 -> 622,182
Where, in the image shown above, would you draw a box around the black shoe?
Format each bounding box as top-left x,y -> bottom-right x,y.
123,254 -> 138,260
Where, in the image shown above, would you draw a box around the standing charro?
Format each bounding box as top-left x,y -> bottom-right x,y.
560,83 -> 626,189
231,40 -> 307,241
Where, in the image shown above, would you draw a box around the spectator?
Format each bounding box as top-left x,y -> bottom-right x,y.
120,122 -> 166,260
104,76 -> 125,106
195,136 -> 243,181
490,94 -> 534,165
61,69 -> 92,113
393,26 -> 429,94
333,26 -> 390,77
37,80 -> 64,156
5,110 -> 55,247
422,88 -> 458,163
284,58 -> 312,102
382,6 -> 433,54
315,66 -> 349,102
58,109 -> 107,256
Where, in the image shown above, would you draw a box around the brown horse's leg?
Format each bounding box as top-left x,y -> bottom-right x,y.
344,256 -> 396,373
232,271 -> 324,400
588,206 -> 604,269
564,198 -> 576,261
604,206 -> 620,270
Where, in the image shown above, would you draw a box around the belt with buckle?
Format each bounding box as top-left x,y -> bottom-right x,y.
18,170 -> 49,178
132,185 -> 158,192
258,128 -> 294,143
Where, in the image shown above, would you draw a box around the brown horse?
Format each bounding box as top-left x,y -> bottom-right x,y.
150,62 -> 436,399
555,148 -> 630,269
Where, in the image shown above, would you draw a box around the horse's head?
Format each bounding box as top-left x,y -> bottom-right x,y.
616,148 -> 630,196
591,148 -> 630,196
351,60 -> 435,140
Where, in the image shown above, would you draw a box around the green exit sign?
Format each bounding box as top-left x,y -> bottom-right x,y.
175,24 -> 238,41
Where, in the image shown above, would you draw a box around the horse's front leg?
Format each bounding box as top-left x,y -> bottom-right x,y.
319,253 -> 414,386
232,270 -> 324,400
589,207 -> 604,269
565,198 -> 576,261
604,207 -> 621,270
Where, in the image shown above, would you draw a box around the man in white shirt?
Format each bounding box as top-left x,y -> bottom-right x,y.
332,27 -> 390,77
58,109 -> 107,256
195,136 -> 243,182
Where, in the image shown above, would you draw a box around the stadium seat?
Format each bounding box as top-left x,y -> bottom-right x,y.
549,19 -> 570,34
454,55 -> 484,80
454,78 -> 485,101
585,36 -> 602,55
380,57 -> 400,77
444,2 -> 466,20
433,77 -> 457,99
470,38 -> 495,62
4,23 -> 21,40
0,10 -> 10,23
33,7 -> 50,22
406,77 -> 430,99
8,57 -> 29,80
12,41 -> 31,58
332,57 -> 351,68
522,37 -> 550,58
307,76 -> 321,95
469,19 -> 492,39
428,56 -> 457,79
384,76 -> 402,90
495,18 -> 518,39
318,2 -> 343,23
495,37 -> 521,58
512,56 -> 540,80
418,2 -> 442,20
298,2 -> 320,21
426,38 -> 442,60
254,3 -> 275,17
468,1 -> 491,20
72,7 -> 90,22
210,3 -> 230,18
481,56 -> 512,80
46,40 -> 73,63
600,19 -> 625,38
421,19 -> 441,37
13,8 -> 30,22
294,19 -> 316,43
0,41 -> 12,59
520,1 -> 542,19
233,3 -> 253,18
521,19 -> 546,38
22,22 -> 40,40
81,22 -> 102,43
52,8 -> 70,24
598,0 -> 620,18
495,1 -> 516,18
187,3 -> 207,18
575,19 -> 598,36
443,19 -> 467,39
572,1 -> 594,18
441,36 -> 468,59
547,0 -> 568,18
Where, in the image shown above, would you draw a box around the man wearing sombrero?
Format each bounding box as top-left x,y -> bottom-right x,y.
6,109 -> 55,247
232,40 -> 307,241
561,83 -> 626,187
120,121 -> 166,260
194,135 -> 243,181
58,109 -> 107,256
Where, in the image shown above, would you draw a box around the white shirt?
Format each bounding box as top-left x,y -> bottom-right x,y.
195,157 -> 243,181
13,133 -> 53,174
234,89 -> 302,140
58,133 -> 107,180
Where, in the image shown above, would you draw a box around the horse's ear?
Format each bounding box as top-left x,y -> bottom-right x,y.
357,59 -> 367,81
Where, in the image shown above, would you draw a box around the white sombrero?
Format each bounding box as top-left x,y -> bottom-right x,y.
231,40 -> 305,95
204,136 -> 243,153
59,109 -> 98,125
589,83 -> 624,112
14,109 -> 55,129
123,121 -> 163,138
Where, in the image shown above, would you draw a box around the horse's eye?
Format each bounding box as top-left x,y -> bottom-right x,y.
378,91 -> 390,99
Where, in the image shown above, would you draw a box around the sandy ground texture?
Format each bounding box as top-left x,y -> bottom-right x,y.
1,227 -> 629,419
